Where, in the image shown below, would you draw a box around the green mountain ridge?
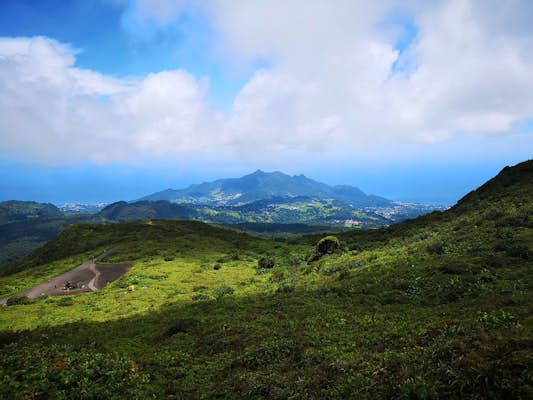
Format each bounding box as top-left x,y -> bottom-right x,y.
139,169 -> 393,207
0,200 -> 63,225
0,160 -> 531,398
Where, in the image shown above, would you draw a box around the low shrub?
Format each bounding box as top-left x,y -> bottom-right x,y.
191,293 -> 209,301
316,236 -> 340,255
478,310 -> 518,328
166,318 -> 199,336
57,297 -> 74,307
242,338 -> 295,368
6,296 -> 31,306
214,285 -> 234,299
270,269 -> 286,283
286,255 -> 301,267
308,236 -> 341,262
439,260 -> 481,275
276,284 -> 294,294
257,256 -> 275,269
426,241 -> 444,255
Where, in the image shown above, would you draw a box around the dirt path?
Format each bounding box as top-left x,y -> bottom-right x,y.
86,262 -> 99,292
0,249 -> 131,305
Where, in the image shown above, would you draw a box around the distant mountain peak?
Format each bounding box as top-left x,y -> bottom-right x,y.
138,170 -> 392,207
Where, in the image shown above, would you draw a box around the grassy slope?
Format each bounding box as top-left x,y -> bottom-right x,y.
0,161 -> 532,399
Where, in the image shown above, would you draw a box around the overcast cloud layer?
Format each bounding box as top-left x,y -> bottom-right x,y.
1,0 -> 532,164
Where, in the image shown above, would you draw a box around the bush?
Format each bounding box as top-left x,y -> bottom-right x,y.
121,275 -> 140,288
276,284 -> 294,294
426,241 -> 444,255
439,260 -> 481,275
270,269 -> 286,283
323,265 -> 345,276
191,293 -> 209,301
257,256 -> 275,269
495,240 -> 531,259
478,310 -> 518,328
242,339 -> 295,368
6,296 -> 31,306
166,318 -> 198,336
345,260 -> 365,269
286,255 -> 301,267
57,297 -> 74,307
214,285 -> 234,299
316,236 -> 341,255
505,244 -> 530,259
308,235 -> 341,262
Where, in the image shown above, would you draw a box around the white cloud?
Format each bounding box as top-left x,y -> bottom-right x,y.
1,0 -> 533,164
0,36 -> 220,163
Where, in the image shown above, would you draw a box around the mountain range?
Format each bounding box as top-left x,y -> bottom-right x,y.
139,169 -> 392,207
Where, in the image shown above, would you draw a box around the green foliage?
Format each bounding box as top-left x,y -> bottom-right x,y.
241,338 -> 295,368
426,240 -> 444,254
0,344 -> 154,399
121,275 -> 140,288
270,268 -> 286,283
257,256 -> 275,269
275,283 -> 295,294
478,310 -> 519,328
0,200 -> 63,225
57,297 -> 74,307
213,285 -> 235,299
309,235 -> 341,262
191,293 -> 209,301
317,235 -> 341,255
166,318 -> 199,336
0,161 -> 532,399
398,376 -> 436,400
5,295 -> 31,306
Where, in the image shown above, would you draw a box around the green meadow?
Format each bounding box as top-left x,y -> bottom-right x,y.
0,161 -> 532,399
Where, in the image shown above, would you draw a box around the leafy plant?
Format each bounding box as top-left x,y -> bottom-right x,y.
213,285 -> 235,299
57,297 -> 74,307
257,256 -> 275,269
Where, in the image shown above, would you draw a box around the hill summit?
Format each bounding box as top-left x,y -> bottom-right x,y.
139,170 -> 392,207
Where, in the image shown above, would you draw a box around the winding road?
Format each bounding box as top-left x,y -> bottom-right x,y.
0,249 -> 131,305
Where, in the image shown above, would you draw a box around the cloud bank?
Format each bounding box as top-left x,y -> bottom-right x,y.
1,0 -> 532,163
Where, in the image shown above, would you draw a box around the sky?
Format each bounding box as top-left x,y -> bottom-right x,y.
0,0 -> 532,204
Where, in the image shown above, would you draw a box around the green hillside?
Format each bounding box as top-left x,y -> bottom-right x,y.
99,197 -> 390,227
0,160 -> 531,399
0,200 -> 63,224
0,196 -> 431,270
0,201 -> 75,267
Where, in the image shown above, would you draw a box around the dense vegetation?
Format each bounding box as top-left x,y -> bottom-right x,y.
0,200 -> 63,224
0,196 -> 436,270
0,201 -> 86,267
0,160 -> 531,399
98,197 -> 392,226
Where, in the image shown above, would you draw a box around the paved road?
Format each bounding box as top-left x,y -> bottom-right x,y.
0,249 -> 119,305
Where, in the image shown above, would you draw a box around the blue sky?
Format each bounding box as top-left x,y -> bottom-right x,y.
0,0 -> 532,204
